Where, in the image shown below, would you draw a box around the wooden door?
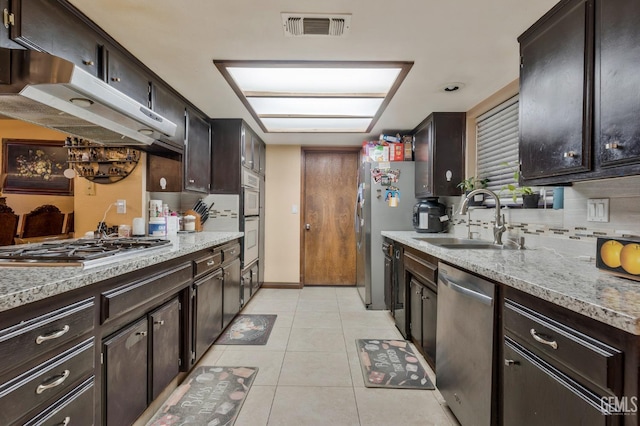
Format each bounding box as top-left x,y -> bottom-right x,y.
302,149 -> 358,286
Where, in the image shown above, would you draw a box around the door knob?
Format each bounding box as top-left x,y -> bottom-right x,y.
305,223 -> 311,230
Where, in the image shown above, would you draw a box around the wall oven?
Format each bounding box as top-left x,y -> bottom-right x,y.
243,216 -> 259,267
242,169 -> 260,216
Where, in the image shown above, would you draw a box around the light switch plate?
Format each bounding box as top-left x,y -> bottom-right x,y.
587,198 -> 609,222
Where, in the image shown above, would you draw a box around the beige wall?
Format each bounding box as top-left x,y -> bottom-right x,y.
1,119 -> 146,236
263,145 -> 301,283
0,120 -> 74,229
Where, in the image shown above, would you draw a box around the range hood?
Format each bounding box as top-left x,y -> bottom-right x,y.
0,48 -> 177,146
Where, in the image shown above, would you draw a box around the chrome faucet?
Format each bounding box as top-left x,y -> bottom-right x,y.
459,189 -> 507,245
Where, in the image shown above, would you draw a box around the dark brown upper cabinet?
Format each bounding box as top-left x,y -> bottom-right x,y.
519,0 -> 640,185
413,112 -> 465,198
184,107 -> 211,193
211,119 -> 265,194
103,46 -> 152,108
594,0 -> 640,169
518,0 -> 594,184
7,0 -> 103,77
152,81 -> 186,149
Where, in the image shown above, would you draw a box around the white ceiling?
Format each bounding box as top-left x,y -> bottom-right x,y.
67,0 -> 558,146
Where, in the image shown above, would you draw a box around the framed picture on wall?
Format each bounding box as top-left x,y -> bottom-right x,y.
1,139 -> 73,196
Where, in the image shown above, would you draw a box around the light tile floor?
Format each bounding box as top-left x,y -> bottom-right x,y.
196,286 -> 460,426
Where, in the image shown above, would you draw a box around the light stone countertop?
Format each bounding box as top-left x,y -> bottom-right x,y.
383,230 -> 640,336
0,232 -> 242,313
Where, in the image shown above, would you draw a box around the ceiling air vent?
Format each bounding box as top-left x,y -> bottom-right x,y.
281,13 -> 351,37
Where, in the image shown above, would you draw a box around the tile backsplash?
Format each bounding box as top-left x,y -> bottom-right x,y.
443,175 -> 640,258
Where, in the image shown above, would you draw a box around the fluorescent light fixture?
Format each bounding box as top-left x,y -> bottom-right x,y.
214,60 -> 413,133
247,97 -> 383,116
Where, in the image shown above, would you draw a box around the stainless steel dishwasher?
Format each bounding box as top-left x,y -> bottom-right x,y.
436,262 -> 496,426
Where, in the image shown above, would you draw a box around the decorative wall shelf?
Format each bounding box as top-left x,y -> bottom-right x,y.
67,142 -> 140,184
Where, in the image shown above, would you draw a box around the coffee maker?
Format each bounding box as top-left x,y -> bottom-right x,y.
413,197 -> 449,233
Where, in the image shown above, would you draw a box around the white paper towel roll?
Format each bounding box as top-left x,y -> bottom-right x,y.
132,217 -> 145,236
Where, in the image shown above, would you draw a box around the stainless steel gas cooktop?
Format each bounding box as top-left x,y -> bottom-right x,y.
0,237 -> 172,267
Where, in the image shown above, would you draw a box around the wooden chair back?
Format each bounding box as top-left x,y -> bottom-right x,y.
0,205 -> 19,246
20,204 -> 65,238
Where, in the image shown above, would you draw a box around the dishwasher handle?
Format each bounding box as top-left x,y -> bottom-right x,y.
439,270 -> 493,306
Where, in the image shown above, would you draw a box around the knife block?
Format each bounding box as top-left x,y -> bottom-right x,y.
183,209 -> 202,232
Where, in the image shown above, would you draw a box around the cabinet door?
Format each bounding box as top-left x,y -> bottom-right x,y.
103,317 -> 148,426
153,82 -> 186,148
258,138 -> 266,175
241,125 -> 253,170
222,257 -> 242,329
384,255 -> 393,311
104,47 -> 151,107
421,284 -> 437,367
414,118 -> 434,198
150,298 -> 180,401
409,279 -> 423,348
184,108 -> 211,193
194,270 -> 223,361
596,0 -> 640,168
519,0 -> 594,182
9,0 -> 101,77
503,337 -> 609,426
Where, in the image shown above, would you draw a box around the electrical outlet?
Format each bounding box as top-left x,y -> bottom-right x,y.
587,198 -> 609,222
116,199 -> 126,214
84,181 -> 96,196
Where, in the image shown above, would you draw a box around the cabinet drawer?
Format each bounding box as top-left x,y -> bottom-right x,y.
24,377 -> 94,426
504,299 -> 623,394
0,298 -> 94,376
101,262 -> 191,323
0,338 -> 94,425
194,251 -> 222,278
222,243 -> 241,261
404,250 -> 437,285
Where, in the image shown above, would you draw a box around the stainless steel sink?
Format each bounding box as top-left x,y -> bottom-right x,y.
414,237 -> 521,250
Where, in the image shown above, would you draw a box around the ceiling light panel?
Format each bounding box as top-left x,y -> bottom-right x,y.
247,97 -> 383,116
227,67 -> 401,94
261,117 -> 372,132
214,60 -> 413,133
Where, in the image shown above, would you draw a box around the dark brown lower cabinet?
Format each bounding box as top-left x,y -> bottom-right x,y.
222,257 -> 242,330
194,269 -> 224,362
409,278 -> 437,369
24,377 -> 95,426
504,336 -> 609,426
150,298 -> 180,400
103,317 -> 148,426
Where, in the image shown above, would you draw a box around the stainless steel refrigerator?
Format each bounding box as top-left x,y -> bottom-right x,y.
355,161 -> 415,309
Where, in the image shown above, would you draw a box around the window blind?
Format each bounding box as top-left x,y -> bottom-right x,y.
476,95 -> 519,192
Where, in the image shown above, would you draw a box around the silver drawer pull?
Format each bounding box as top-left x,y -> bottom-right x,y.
136,331 -> 148,336
206,260 -> 216,266
36,370 -> 70,394
563,151 -> 576,158
154,320 -> 165,326
530,328 -> 558,349
605,142 -> 620,150
57,416 -> 71,426
36,325 -> 70,344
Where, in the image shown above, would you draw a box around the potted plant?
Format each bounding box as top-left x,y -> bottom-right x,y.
500,162 -> 540,208
457,176 -> 489,206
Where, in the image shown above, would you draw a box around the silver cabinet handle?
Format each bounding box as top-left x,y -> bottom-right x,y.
82,60 -> 94,66
305,223 -> 311,230
36,370 -> 70,394
206,260 -> 216,266
36,325 -> 70,345
563,151 -> 576,158
111,77 -> 121,82
530,328 -> 558,349
605,142 -> 620,150
504,359 -> 519,366
136,331 -> 148,336
188,179 -> 195,183
154,320 -> 165,326
230,250 -> 236,255
57,417 -> 71,426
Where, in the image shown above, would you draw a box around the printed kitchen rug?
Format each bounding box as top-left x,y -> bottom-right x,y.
146,366 -> 258,426
356,339 -> 435,390
215,314 -> 277,345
